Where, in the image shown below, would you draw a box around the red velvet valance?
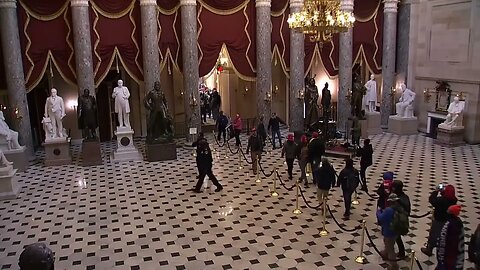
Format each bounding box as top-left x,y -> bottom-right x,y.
199,0 -> 248,11
157,0 -> 180,11
90,0 -> 133,15
19,0 -> 66,17
158,8 -> 182,70
271,6 -> 290,75
18,3 -> 76,91
354,0 -> 381,22
197,1 -> 256,80
271,0 -> 288,13
304,36 -> 339,77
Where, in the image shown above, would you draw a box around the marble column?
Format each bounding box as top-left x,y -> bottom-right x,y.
180,0 -> 200,140
380,0 -> 398,128
396,0 -> 411,85
338,0 -> 354,134
70,0 -> 95,93
256,0 -> 272,125
0,0 -> 34,157
289,0 -> 305,132
140,0 -> 160,91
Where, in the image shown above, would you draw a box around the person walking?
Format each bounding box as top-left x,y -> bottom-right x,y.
281,134 -> 297,180
296,135 -> 309,187
422,184 -> 458,256
392,180 -> 411,258
336,158 -> 360,219
468,223 -> 480,269
257,116 -> 267,147
376,172 -> 394,210
315,158 -> 336,211
268,112 -> 286,149
216,111 -> 229,143
193,139 -> 223,193
308,132 -> 325,185
358,139 -> 373,192
246,128 -> 263,175
376,193 -> 401,270
436,205 -> 465,270
232,114 -> 243,146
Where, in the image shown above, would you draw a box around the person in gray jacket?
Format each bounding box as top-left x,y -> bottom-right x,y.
281,133 -> 297,180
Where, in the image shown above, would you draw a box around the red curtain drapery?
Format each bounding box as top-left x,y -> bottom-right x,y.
20,0 -> 66,17
157,0 -> 180,11
271,5 -> 291,75
197,1 -> 256,80
199,0 -> 248,11
90,0 -> 133,15
271,0 -> 288,13
158,7 -> 182,70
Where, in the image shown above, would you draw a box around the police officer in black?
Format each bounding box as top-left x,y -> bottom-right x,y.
193,138 -> 223,193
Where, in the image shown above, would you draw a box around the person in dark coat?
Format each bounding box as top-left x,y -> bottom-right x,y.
376,171 -> 394,210
308,132 -> 325,184
268,112 -> 286,149
392,180 -> 411,258
422,184 -> 458,256
281,134 -> 297,180
18,243 -> 55,270
359,139 -> 373,191
246,128 -> 263,175
336,158 -> 360,219
216,111 -> 229,143
257,116 -> 267,147
436,205 -> 465,270
468,224 -> 480,269
296,135 -> 309,187
315,158 -> 336,209
193,139 -> 223,193
77,89 -> 98,140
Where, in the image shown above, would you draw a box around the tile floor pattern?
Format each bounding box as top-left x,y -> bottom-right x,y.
0,132 -> 479,270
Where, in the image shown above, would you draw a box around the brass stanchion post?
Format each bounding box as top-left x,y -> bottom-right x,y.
271,168 -> 278,197
319,198 -> 329,236
355,220 -> 367,264
292,180 -> 302,214
409,251 -> 415,269
352,190 -> 360,205
255,158 -> 261,183
306,162 -> 311,177
192,133 -> 197,157
238,150 -> 243,170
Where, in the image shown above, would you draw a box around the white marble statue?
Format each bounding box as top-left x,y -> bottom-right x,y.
44,88 -> 66,138
395,84 -> 416,118
364,74 -> 377,112
0,149 -> 13,168
112,80 -> 131,128
439,97 -> 465,129
0,111 -> 21,150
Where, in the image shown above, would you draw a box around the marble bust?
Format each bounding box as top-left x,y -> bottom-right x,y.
439,97 -> 465,129
364,74 -> 377,112
112,80 -> 131,128
395,84 -> 415,118
44,88 -> 66,139
0,111 -> 22,150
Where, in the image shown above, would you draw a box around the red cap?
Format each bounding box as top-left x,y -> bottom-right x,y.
287,134 -> 294,141
251,128 -> 256,132
441,185 -> 456,200
301,135 -> 307,143
447,205 -> 461,216
312,132 -> 319,138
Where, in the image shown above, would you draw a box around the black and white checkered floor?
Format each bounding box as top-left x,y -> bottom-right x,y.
0,132 -> 478,270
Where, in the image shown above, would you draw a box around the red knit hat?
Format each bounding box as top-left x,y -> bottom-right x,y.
300,135 -> 307,143
441,185 -> 456,200
312,132 -> 319,138
287,134 -> 294,141
447,205 -> 461,217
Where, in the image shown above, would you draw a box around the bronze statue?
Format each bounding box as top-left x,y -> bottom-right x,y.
77,89 -> 98,140
305,75 -> 320,128
351,75 -> 366,118
321,82 -> 332,120
144,81 -> 174,143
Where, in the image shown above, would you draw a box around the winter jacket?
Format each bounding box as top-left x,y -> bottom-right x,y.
296,143 -> 309,162
247,135 -> 263,153
216,115 -> 229,129
376,180 -> 393,210
307,138 -> 325,163
257,122 -> 267,139
376,207 -> 397,238
436,216 -> 465,270
196,144 -> 213,172
430,190 -> 458,222
337,167 -> 359,191
359,144 -> 373,167
268,116 -> 285,131
233,117 -> 242,131
282,141 -> 297,159
397,192 -> 411,216
315,163 -> 336,190
468,224 -> 480,267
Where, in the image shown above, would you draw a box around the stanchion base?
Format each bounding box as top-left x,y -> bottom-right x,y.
319,229 -> 329,237
293,208 -> 302,215
355,256 -> 367,264
255,179 -> 261,183
271,191 -> 279,197
238,166 -> 243,170
352,200 -> 360,205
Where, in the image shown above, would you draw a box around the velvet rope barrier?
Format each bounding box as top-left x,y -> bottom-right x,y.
364,228 -> 409,262
275,171 -> 296,191
298,186 -> 323,210
326,204 -> 362,232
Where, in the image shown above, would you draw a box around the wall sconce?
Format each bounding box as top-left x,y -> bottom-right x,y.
264,91 -> 272,102
67,99 -> 78,111
273,85 -> 279,96
423,88 -> 432,103
345,89 -> 352,102
243,87 -> 249,96
456,91 -> 464,100
14,107 -> 22,119
390,86 -> 396,96
297,88 -> 304,100
189,93 -> 197,107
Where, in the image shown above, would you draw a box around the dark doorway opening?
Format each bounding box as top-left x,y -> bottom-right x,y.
96,70 -> 122,142
27,76 -> 49,150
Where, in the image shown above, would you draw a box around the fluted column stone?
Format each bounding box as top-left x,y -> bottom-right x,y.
140,0 -> 160,91
338,0 -> 354,133
256,0 -> 272,125
70,0 -> 95,93
380,0 -> 398,127
0,0 -> 34,157
289,0 -> 305,132
180,0 -> 201,140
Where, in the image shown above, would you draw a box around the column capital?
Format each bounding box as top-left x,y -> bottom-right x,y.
384,0 -> 399,13
256,0 -> 271,8
290,0 -> 303,9
140,0 -> 157,6
180,0 -> 196,6
340,0 -> 354,12
70,0 -> 89,7
0,0 -> 16,9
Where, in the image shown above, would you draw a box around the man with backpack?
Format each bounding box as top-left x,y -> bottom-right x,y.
336,158 -> 360,219
392,180 -> 411,258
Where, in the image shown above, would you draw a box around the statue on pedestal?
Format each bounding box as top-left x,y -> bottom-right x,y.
44,88 -> 66,139
364,74 -> 377,112
395,83 -> 415,118
351,75 -> 366,118
321,82 -> 332,120
439,97 -> 465,129
112,80 -> 131,128
144,81 -> 174,143
305,76 -> 320,128
77,89 -> 98,140
0,111 -> 21,149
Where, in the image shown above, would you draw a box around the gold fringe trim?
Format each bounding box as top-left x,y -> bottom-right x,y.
306,44 -> 338,79
272,46 -> 289,78
19,0 -> 69,21
128,5 -> 143,75
243,4 -> 255,74
23,11 -> 34,87
271,1 -> 288,17
372,10 -> 381,71
355,0 -> 381,23
64,9 -> 76,81
354,45 -> 377,75
198,0 -> 249,16
90,0 -> 135,19
158,3 -> 180,15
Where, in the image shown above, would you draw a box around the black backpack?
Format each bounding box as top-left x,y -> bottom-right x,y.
344,170 -> 360,191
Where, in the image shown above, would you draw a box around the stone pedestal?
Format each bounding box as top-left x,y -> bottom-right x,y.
146,142 -> 177,162
365,112 -> 382,136
43,137 -> 72,166
82,140 -> 102,166
388,116 -> 418,135
436,127 -> 464,146
0,165 -> 19,200
113,127 -> 142,162
4,146 -> 28,172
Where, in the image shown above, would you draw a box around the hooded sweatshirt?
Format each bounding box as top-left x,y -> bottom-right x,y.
429,185 -> 458,222
436,206 -> 465,270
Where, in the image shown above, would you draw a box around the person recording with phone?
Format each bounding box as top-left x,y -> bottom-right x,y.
421,184 -> 458,256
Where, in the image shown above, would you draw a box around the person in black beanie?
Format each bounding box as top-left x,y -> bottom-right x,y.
358,139 -> 373,192
193,139 -> 223,193
336,158 -> 360,219
19,243 -> 55,270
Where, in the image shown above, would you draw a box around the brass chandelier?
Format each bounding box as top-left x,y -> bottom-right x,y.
287,0 -> 355,43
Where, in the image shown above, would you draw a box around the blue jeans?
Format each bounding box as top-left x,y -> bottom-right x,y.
271,129 -> 282,148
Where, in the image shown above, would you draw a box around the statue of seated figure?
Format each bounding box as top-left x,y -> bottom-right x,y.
0,111 -> 22,151
395,83 -> 416,118
439,96 -> 465,129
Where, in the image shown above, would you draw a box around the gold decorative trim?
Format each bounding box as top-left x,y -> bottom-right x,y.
94,47 -> 118,88
222,44 -> 256,82
354,45 -> 377,75
271,1 -> 288,17
173,10 -> 181,66
160,49 -> 180,72
279,12 -> 288,71
19,0 -> 69,21
116,48 -> 142,85
49,51 -> 77,86
197,5 -> 204,70
64,9 -> 77,80
355,0 -> 381,22
372,10 -> 381,71
198,0 -> 248,16
128,5 -> 143,75
243,3 -> 255,74
157,7 -> 162,60
305,43 -> 318,78
92,7 -> 102,87
328,39 -> 337,71
158,3 -> 180,15
90,0 -> 135,19
305,44 -> 338,79
22,10 -> 34,87
272,46 -> 289,78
